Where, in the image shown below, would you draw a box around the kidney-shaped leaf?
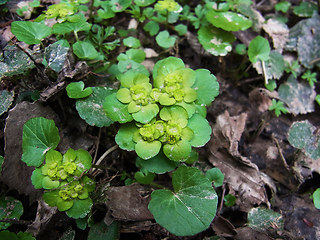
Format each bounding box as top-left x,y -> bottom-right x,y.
66,81 -> 92,99
206,9 -> 252,31
148,166 -> 218,236
248,36 -> 271,63
22,117 -> 60,167
11,21 -> 51,45
187,114 -> 212,147
76,87 -> 115,127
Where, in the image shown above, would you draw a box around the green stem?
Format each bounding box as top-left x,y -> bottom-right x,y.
74,30 -> 79,42
150,182 -> 165,189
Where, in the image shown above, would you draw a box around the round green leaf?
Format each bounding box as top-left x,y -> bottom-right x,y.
43,190 -> 59,206
158,93 -> 176,106
205,10 -> 252,31
72,41 -> 99,60
115,123 -> 138,151
42,176 -> 60,189
66,198 -> 93,219
144,20 -> 159,36
11,21 -> 51,45
125,49 -> 146,63
110,0 -> 131,12
0,196 -> 23,230
288,120 -> 314,149
153,57 -> 185,82
148,166 -> 218,236
313,188 -> 320,209
44,40 -> 70,73
52,19 -> 91,35
187,114 -> 211,147
66,81 -> 93,99
22,117 -> 60,167
76,87 -> 115,127
293,1 -> 317,17
104,93 -> 133,123
31,168 -> 44,189
156,31 -> 176,49
198,25 -> 235,56
248,36 -> 271,63
0,90 -> 14,116
57,198 -> 74,212
206,168 -> 224,187
163,140 -> 191,162
175,24 -> 187,36
135,140 -> 161,160
132,104 -> 159,124
193,69 -> 219,106
123,37 -> 141,48
136,151 -> 177,174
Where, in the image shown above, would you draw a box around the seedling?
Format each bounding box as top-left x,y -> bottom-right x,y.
302,70 -> 317,87
269,99 -> 289,117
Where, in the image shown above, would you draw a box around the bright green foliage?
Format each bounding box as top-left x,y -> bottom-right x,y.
148,166 -> 218,236
0,197 -> 23,230
31,148 -> 95,218
66,81 -> 93,99
72,41 -> 99,60
248,36 -> 271,63
302,70 -> 317,87
174,24 -> 187,36
0,90 -> 14,116
313,188 -> 320,209
247,207 -> 284,231
0,230 -> 35,240
275,1 -> 291,13
206,168 -> 224,187
134,0 -> 156,7
11,21 -> 51,45
107,57 -> 218,162
0,156 -> 3,174
155,31 -> 176,49
224,194 -> 236,207
268,99 -> 289,117
155,0 -> 182,13
52,15 -> 91,35
205,9 -> 252,32
198,25 -> 235,56
288,120 -> 320,160
22,117 -> 60,167
293,1 -> 318,17
316,94 -> 320,106
284,60 -> 300,78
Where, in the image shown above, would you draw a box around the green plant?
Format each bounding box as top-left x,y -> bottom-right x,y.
104,57 -> 219,162
0,230 -> 35,240
268,99 -> 289,117
301,70 -> 317,87
22,117 -> 96,219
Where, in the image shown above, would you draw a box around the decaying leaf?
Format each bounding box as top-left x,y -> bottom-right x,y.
106,183 -> 154,221
210,111 -> 268,211
263,18 -> 289,53
278,75 -> 316,115
249,88 -> 279,112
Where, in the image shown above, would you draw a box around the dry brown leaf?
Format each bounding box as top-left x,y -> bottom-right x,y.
212,215 -> 237,237
263,18 -> 289,53
210,111 -> 268,210
249,88 -> 279,113
106,183 -> 154,221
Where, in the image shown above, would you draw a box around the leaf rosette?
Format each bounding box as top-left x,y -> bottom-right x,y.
105,70 -> 159,124
31,148 -> 95,218
153,57 -> 219,117
116,106 -> 212,161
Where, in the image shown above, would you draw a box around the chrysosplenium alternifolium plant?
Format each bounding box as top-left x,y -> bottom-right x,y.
104,57 -> 219,162
22,117 -> 96,219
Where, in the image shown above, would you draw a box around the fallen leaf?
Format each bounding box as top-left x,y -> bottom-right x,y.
263,18 -> 289,53
106,183 -> 154,221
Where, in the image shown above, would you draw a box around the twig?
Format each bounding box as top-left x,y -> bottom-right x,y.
93,128 -> 102,165
91,145 -> 118,173
272,134 -> 289,169
217,184 -> 226,215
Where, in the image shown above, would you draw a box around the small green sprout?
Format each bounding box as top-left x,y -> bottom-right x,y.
285,60 -> 300,78
301,70 -> 317,87
269,99 -> 289,117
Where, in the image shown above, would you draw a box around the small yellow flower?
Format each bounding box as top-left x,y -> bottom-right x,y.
155,0 -> 182,13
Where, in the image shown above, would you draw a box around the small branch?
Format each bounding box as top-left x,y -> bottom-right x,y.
93,128 -> 102,165
217,184 -> 226,215
261,60 -> 269,85
272,134 -> 289,170
91,145 -> 118,173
